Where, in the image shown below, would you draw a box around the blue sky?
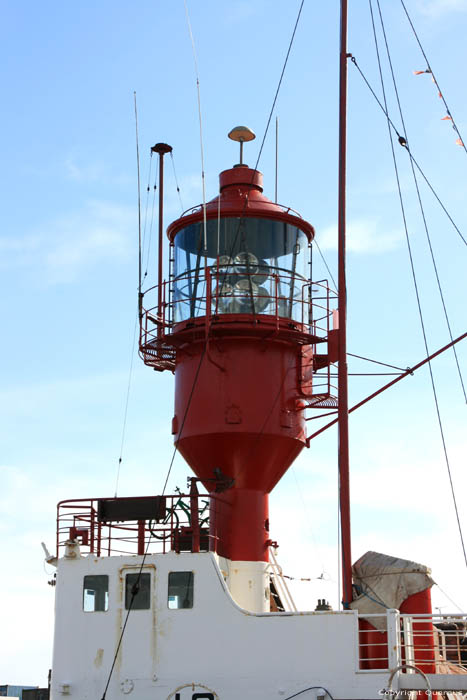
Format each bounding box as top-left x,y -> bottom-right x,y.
1,0 -> 467,686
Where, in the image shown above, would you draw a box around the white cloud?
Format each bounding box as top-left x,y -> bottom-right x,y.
416,0 -> 467,17
0,200 -> 134,283
319,217 -> 403,254
64,157 -> 131,186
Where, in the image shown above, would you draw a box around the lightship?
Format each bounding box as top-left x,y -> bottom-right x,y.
46,3 -> 467,699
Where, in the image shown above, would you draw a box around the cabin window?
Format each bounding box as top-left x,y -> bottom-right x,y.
83,575 -> 109,612
125,573 -> 151,610
168,571 -> 194,609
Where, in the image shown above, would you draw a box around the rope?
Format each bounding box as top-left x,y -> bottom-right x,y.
100,524 -> 155,699
170,151 -> 184,214
350,56 -> 467,249
369,0 -> 467,571
290,466 -> 327,578
114,312 -> 139,498
376,0 -> 466,404
143,165 -> 158,282
114,94 -> 143,497
253,0 -> 305,174
141,153 -> 153,258
157,0 -> 306,496
400,0 -> 467,157
347,352 -> 406,372
134,92 -> 142,297
307,331 -> 467,443
435,584 -> 464,614
314,238 -> 337,290
161,345 -> 208,496
284,687 -> 335,700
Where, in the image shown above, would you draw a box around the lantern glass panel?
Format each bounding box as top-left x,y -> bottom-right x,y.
173,217 -> 309,322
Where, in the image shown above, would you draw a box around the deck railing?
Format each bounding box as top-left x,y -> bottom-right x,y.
56,491 -> 211,558
357,610 -> 467,676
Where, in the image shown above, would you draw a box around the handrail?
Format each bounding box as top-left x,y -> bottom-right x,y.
56,493 -> 211,559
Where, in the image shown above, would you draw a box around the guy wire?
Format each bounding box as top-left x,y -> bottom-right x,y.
158,0 -> 306,496
135,92 -> 142,299
369,0 -> 467,570
400,0 -> 467,157
376,0 -> 466,403
114,93 -> 143,497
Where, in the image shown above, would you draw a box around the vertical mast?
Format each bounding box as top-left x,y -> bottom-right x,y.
338,0 -> 352,608
151,143 -> 173,334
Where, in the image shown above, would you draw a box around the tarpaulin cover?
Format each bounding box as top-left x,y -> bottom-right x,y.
350,550 -> 434,630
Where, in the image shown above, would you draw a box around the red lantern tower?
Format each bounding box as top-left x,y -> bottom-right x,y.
140,128 -> 335,610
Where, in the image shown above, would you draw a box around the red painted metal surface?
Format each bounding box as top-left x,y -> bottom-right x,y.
173,332 -> 306,487
337,0 -> 353,610
151,143 -> 173,336
166,165 -> 315,243
358,586 -> 435,672
164,165 -> 321,563
400,588 -> 437,674
358,619 -> 388,670
306,330 -> 467,445
210,489 -> 269,562
138,160 -> 334,563
172,329 -> 307,562
56,493 -> 209,558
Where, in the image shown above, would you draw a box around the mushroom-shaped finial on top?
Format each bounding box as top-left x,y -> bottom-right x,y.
228,125 -> 256,143
228,126 -> 256,165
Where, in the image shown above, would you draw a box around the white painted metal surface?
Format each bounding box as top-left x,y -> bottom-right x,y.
224,559 -> 270,612
50,549 -> 467,699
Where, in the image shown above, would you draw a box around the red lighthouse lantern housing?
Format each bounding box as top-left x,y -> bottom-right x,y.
140,129 -> 336,610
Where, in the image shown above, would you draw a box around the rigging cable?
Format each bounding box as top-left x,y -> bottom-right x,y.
376,0 -> 466,404
158,0 -> 306,496
105,95 -> 151,690
100,504 -> 157,700
114,93 -> 143,497
135,92 -> 142,299
211,0 -> 306,320
143,165 -> 158,282
114,313 -> 139,497
400,0 -> 467,157
170,150 -> 185,214
368,0 -> 467,570
253,0 -> 305,174
284,687 -> 335,700
434,584 -> 464,614
349,57 -> 467,250
347,352 -> 406,372
291,466 -> 328,582
314,238 -> 337,291
140,152 -> 154,264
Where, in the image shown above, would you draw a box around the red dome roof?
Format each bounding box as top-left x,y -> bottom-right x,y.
167,165 -> 315,242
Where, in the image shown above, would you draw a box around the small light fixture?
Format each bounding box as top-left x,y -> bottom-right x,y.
228,125 -> 256,165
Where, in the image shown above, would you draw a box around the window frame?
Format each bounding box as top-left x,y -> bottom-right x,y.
168,571 -> 194,610
124,572 -> 151,611
83,574 -> 109,613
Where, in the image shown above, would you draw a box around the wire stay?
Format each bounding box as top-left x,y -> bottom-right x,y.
400,0 -> 467,156
369,0 -> 467,570
375,0 -> 466,404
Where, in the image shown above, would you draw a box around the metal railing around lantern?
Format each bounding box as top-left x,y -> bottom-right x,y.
139,265 -> 337,374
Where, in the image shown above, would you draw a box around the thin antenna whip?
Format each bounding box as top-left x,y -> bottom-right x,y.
134,92 -> 142,313
275,116 -> 279,203
183,0 -> 208,251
